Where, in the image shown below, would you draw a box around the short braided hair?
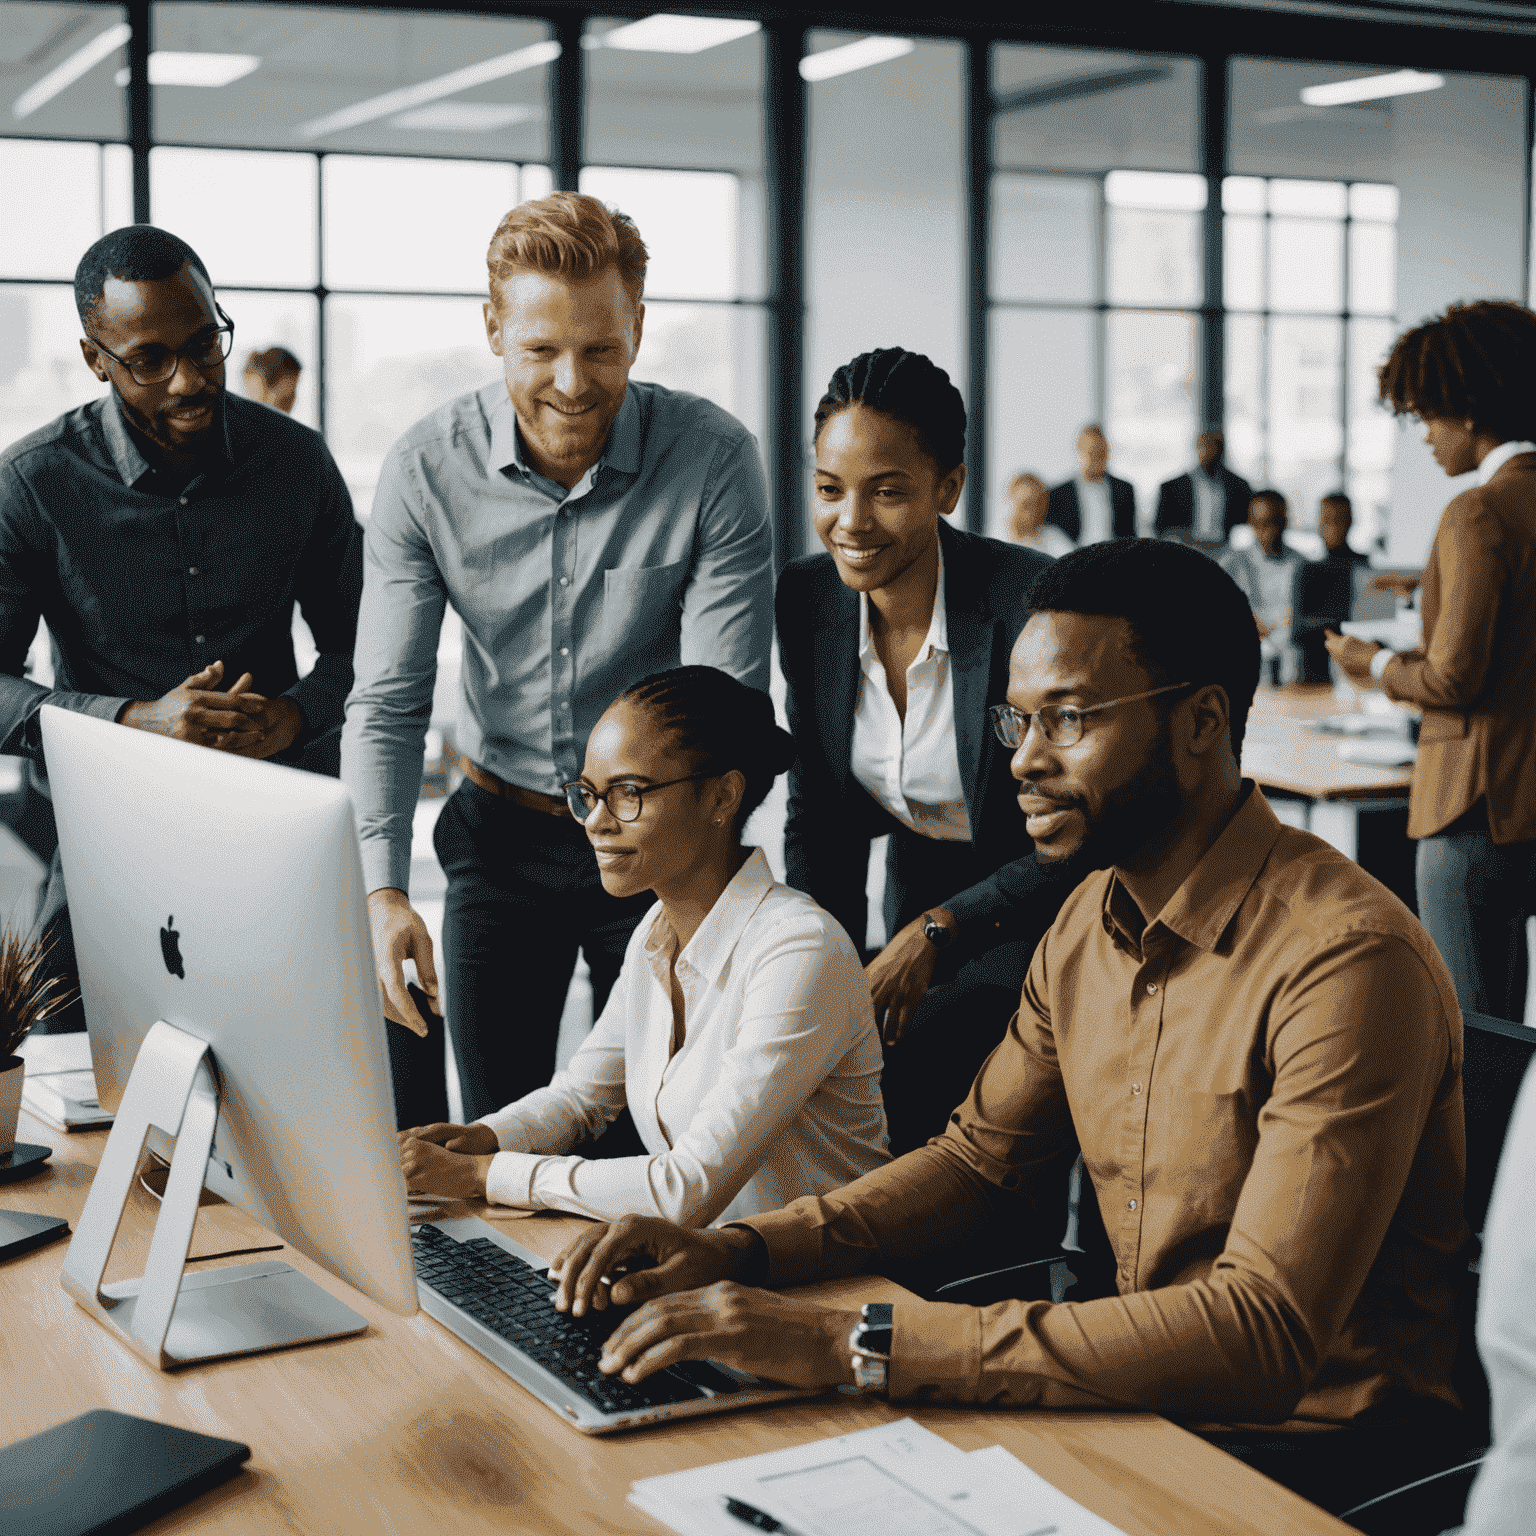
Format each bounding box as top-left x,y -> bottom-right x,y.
487,192 -> 647,308
617,666 -> 796,838
813,348 -> 967,474
74,225 -> 212,325
1378,300 -> 1536,441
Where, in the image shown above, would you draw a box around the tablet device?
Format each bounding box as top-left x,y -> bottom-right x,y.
0,1209 -> 68,1261
0,1410 -> 251,1535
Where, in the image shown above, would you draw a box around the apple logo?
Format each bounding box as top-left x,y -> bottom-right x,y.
160,916 -> 185,980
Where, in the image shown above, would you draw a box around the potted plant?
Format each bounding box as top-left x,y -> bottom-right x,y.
0,927 -> 76,1157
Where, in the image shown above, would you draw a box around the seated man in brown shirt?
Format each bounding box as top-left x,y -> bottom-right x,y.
548,539 -> 1469,1516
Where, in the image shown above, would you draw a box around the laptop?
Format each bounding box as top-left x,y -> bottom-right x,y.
410,1215 -> 819,1433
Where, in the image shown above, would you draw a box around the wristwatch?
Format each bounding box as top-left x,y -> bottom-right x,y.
921,911 -> 955,949
849,1302 -> 893,1393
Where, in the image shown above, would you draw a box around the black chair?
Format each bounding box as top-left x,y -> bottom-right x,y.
1338,1009 -> 1536,1533
1292,561 -> 1358,683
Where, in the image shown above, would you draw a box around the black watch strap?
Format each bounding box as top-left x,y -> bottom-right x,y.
921,912 -> 955,949
857,1302 -> 894,1355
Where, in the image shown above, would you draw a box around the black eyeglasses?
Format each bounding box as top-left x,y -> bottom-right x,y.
989,682 -> 1195,750
562,773 -> 713,824
86,305 -> 236,387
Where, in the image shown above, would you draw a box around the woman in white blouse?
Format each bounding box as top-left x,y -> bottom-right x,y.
399,666 -> 890,1226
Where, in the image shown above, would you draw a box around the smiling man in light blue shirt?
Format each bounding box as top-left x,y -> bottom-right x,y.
342,192 -> 773,1126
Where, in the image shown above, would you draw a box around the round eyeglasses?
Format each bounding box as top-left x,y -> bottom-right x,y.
85,305 -> 236,387
562,772 -> 714,824
989,682 -> 1195,750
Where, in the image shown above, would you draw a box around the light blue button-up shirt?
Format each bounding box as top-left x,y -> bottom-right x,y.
342,378 -> 773,893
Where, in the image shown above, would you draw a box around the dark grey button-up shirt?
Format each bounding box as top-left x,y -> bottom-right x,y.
342,379 -> 774,894
0,390 -> 363,762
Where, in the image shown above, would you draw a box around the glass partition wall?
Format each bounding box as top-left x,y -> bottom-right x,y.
3,6 -> 1533,564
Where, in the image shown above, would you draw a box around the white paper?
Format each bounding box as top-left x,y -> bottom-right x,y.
629,1419 -> 1125,1536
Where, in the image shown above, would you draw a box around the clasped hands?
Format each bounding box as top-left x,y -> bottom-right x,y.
546,1215 -> 857,1392
120,659 -> 301,759
398,1121 -> 498,1201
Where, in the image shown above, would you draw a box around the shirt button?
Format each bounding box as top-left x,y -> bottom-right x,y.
195,635 -> 206,644
560,701 -> 569,710
560,647 -> 569,656
1127,1198 -> 1138,1211
1146,982 -> 1158,996
188,566 -> 199,576
558,576 -> 570,587
179,496 -> 188,505
1131,1082 -> 1142,1095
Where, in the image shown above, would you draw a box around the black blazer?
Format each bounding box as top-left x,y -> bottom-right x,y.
1046,476 -> 1137,542
777,518 -> 1070,957
1153,467 -> 1252,537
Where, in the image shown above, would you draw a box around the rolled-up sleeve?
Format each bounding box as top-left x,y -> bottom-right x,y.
340,450 -> 448,894
678,433 -> 773,691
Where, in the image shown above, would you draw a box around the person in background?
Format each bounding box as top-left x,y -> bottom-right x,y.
242,346 -> 301,415
1459,1059 -> 1536,1535
1318,492 -> 1369,566
1046,424 -> 1135,545
399,667 -> 889,1226
1004,471 -> 1075,558
1327,299 -> 1536,1023
343,193 -> 774,1133
777,349 -> 1078,1155
0,226 -> 361,1031
1154,428 -> 1252,540
547,539 -> 1468,1523
1222,489 -> 1305,684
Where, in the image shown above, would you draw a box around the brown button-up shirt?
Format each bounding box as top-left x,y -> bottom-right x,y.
742,787 -> 1467,1430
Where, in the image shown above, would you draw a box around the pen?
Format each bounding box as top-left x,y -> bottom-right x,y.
720,1494 -> 810,1536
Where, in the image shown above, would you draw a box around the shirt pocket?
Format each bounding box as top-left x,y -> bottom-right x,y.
601,560 -> 689,652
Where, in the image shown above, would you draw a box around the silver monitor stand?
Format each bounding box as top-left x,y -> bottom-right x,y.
61,1020 -> 367,1369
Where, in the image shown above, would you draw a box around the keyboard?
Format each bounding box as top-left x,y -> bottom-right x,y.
410,1223 -> 744,1416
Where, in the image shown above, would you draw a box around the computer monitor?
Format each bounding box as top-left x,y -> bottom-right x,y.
39,705 -> 417,1369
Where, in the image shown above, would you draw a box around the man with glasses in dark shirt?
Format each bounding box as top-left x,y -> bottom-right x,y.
0,225 -> 363,1027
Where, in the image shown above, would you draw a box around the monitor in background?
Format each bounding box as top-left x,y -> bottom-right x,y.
39,705 -> 417,1369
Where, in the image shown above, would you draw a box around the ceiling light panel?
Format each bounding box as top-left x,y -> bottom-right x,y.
390,102 -> 541,132
12,22 -> 131,120
299,39 -> 560,140
1299,69 -> 1444,107
599,15 -> 761,53
799,37 -> 915,83
111,53 -> 262,89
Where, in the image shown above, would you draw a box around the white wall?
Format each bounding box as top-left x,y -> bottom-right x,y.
1387,74 -> 1529,566
805,38 -> 967,538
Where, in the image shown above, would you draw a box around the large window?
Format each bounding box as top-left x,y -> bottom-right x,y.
1223,176 -> 1398,548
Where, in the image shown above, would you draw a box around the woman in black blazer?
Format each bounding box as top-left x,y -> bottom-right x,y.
777,349 -> 1080,1153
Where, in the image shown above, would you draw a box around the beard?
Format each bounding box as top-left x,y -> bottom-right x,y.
1034,717 -> 1183,874
115,384 -> 222,461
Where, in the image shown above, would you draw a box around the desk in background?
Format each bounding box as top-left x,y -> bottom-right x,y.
0,1109 -> 1351,1535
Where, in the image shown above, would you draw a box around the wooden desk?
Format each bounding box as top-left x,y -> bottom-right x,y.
1243,685 -> 1413,860
1,1112 -> 1350,1536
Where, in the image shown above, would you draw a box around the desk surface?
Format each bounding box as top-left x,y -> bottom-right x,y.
1243,684 -> 1414,802
1,1111 -> 1351,1536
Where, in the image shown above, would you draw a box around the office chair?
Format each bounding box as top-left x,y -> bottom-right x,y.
1292,561 -> 1358,683
1338,1009 -> 1536,1534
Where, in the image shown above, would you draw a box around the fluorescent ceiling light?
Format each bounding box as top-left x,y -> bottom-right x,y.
390,102 -> 540,132
799,36 -> 914,83
12,21 -> 131,120
299,39 -> 561,140
1300,69 -> 1444,107
599,15 -> 760,53
112,53 -> 261,89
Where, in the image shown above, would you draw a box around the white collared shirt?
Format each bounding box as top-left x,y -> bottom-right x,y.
1477,439 -> 1536,485
1192,469 -> 1224,538
1075,475 -> 1115,545
849,540 -> 972,842
477,848 -> 889,1226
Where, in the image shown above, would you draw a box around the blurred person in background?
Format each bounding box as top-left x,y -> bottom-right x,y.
1154,428 -> 1252,541
242,346 -> 302,415
1327,300 -> 1536,1022
1317,492 -> 1369,566
1046,424 -> 1135,545
0,225 -> 361,1031
1004,471 -> 1074,558
343,193 -> 774,1132
1222,490 -> 1305,684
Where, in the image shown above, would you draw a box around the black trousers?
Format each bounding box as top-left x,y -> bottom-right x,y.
429,780 -> 655,1125
1198,1401 -> 1472,1525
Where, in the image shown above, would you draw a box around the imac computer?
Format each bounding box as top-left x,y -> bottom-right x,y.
39,704 -> 417,1368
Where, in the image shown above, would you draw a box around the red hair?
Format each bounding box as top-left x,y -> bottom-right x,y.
487,191 -> 647,308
